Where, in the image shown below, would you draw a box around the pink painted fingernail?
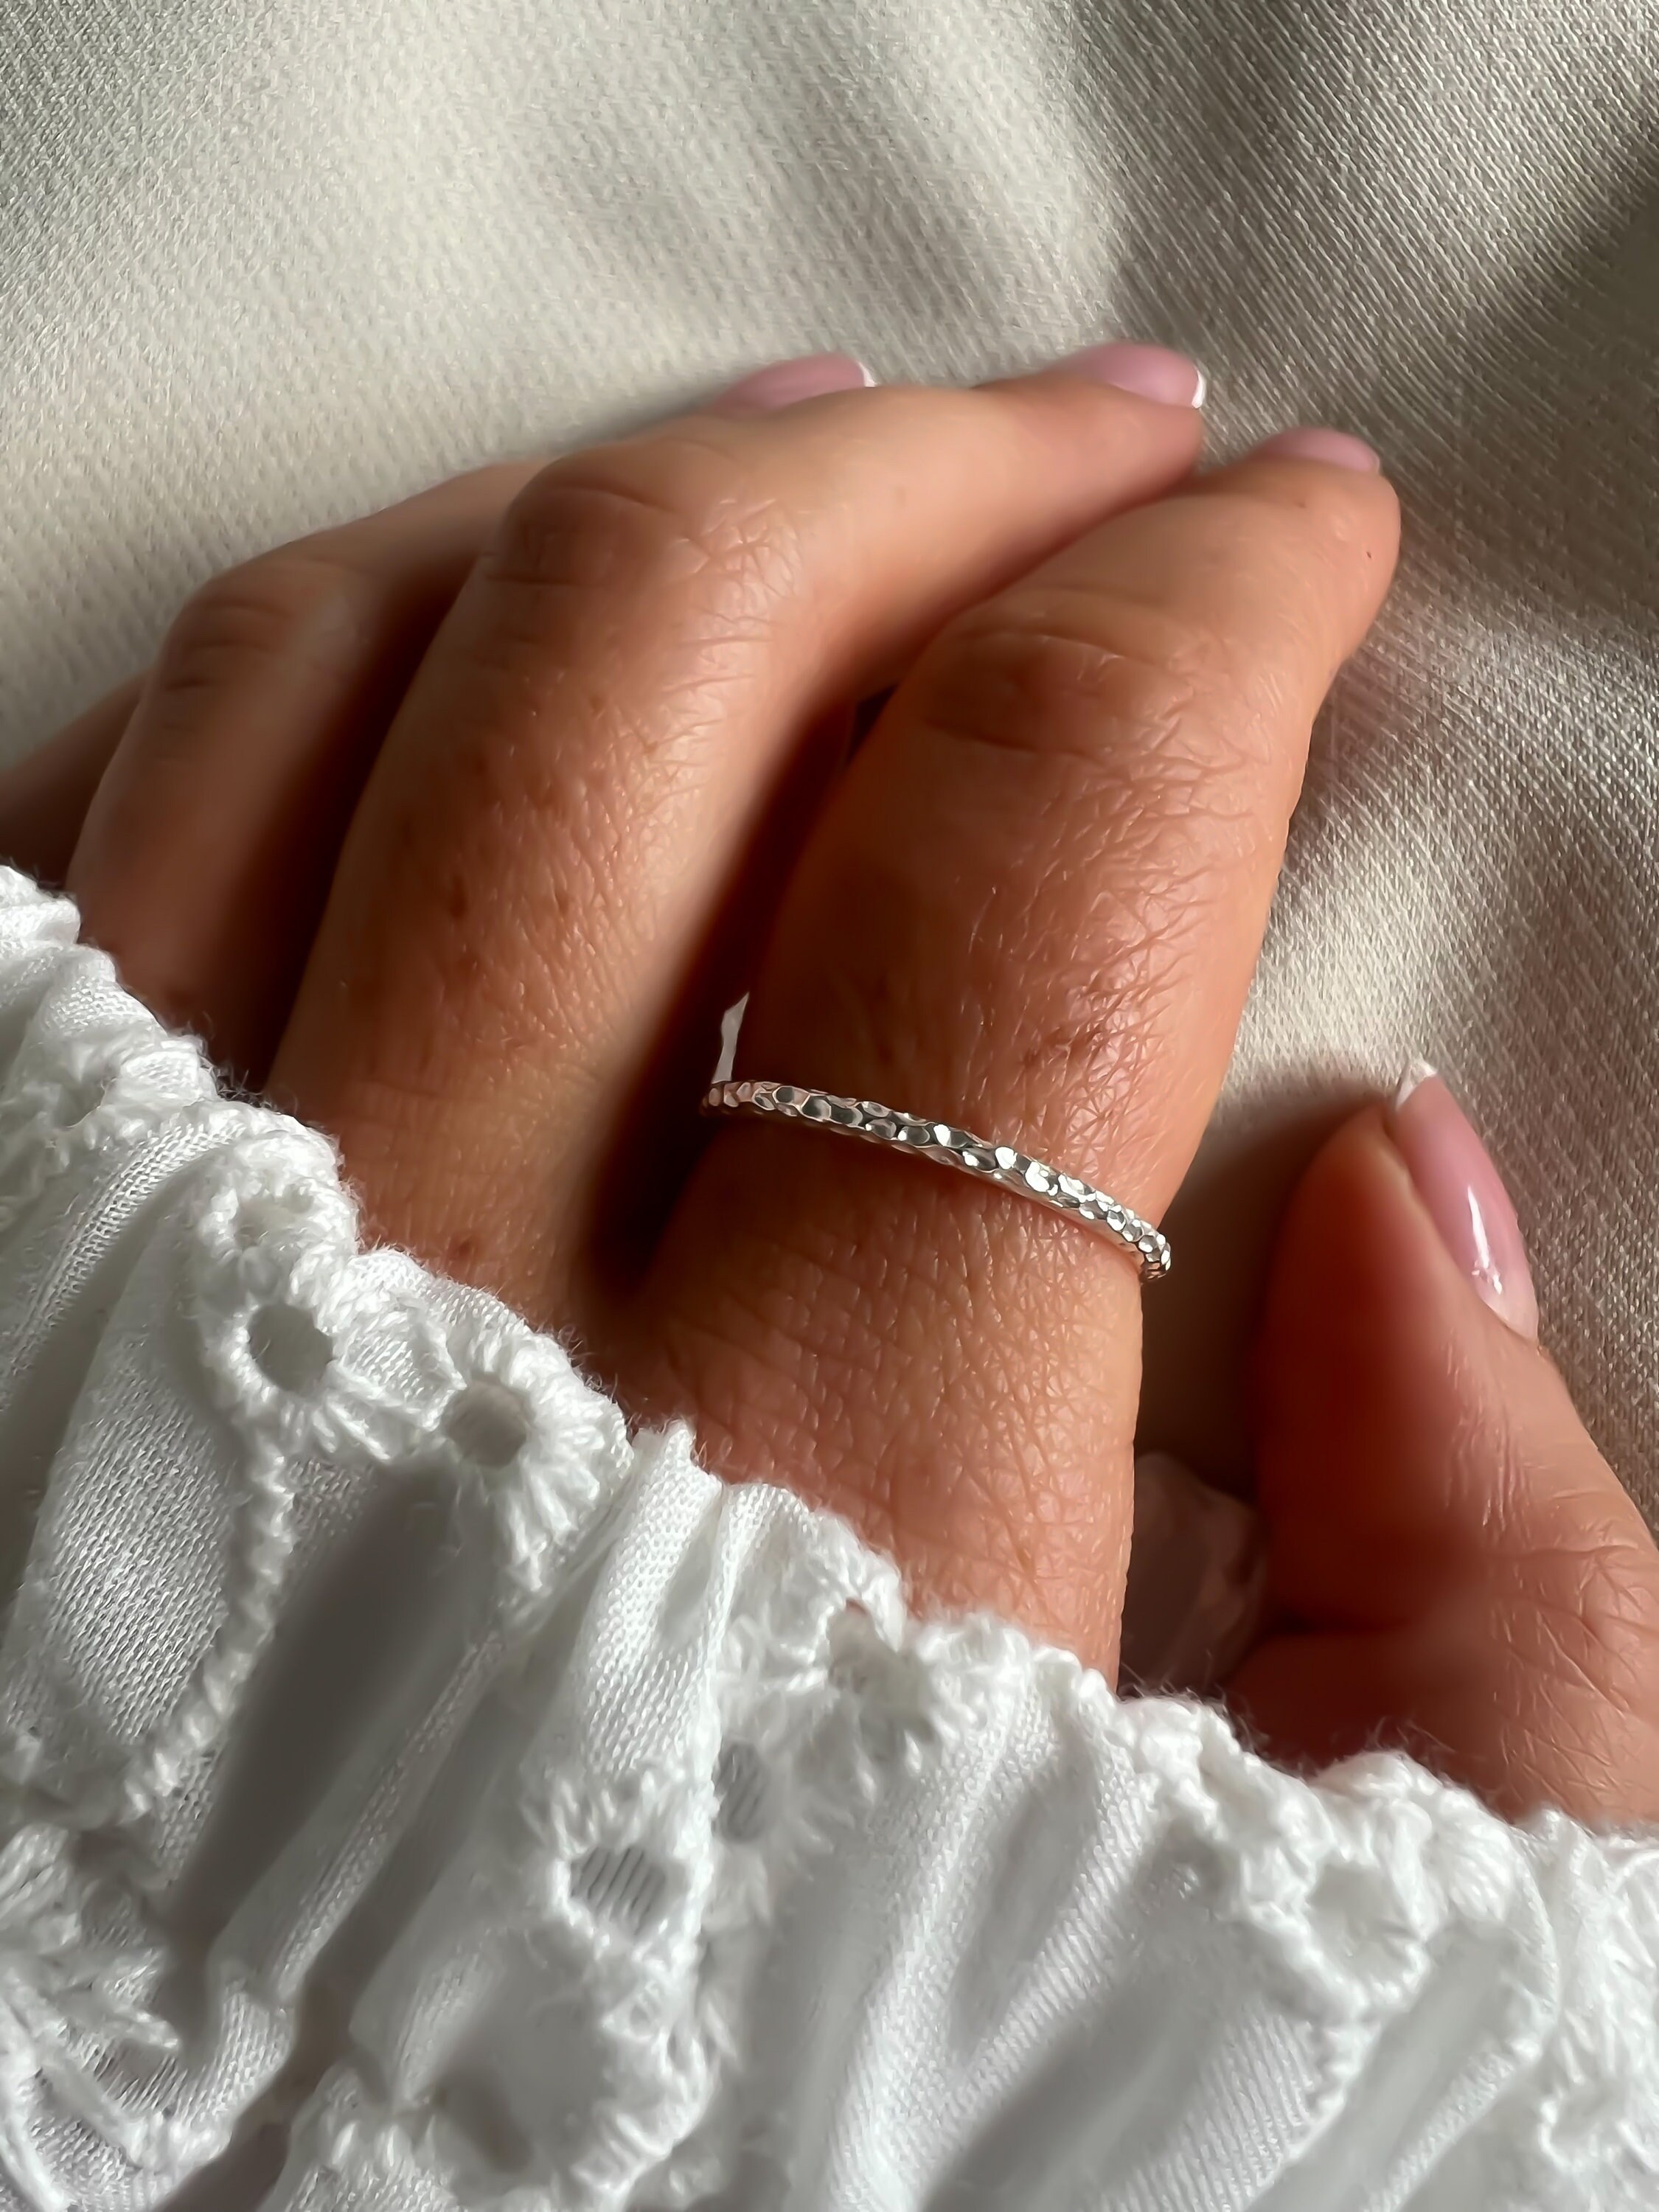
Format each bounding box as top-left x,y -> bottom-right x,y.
710,352 -> 874,414
1388,1061 -> 1540,1340
1048,341 -> 1207,407
1251,425 -> 1381,473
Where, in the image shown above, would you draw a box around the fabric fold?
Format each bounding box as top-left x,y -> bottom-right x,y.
0,867 -> 1653,2211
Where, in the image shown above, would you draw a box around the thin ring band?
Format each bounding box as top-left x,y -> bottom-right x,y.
700,1079 -> 1171,1282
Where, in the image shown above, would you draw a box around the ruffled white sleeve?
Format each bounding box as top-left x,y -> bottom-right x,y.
0,866 -> 1655,2212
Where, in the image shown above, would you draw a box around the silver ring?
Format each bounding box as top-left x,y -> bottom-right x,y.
701,1080 -> 1170,1282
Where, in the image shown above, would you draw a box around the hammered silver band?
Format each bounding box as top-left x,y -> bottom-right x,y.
701,1079 -> 1171,1282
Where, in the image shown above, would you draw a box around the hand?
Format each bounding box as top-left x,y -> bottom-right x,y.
7,346 -> 1655,1824
1228,1068 -> 1659,1823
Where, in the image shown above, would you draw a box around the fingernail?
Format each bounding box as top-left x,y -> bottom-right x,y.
710,352 -> 874,414
1251,425 -> 1381,473
1388,1061 -> 1540,1340
1048,340 -> 1206,408
1121,1451 -> 1268,1694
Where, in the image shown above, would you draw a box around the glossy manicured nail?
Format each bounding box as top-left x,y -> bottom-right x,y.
710,352 -> 874,414
1251,425 -> 1381,472
1049,341 -> 1206,407
1388,1061 -> 1540,1340
1121,1452 -> 1268,1694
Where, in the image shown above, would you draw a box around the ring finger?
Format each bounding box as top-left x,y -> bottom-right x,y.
632,436 -> 1400,1677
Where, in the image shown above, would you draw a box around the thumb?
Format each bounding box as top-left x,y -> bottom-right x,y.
1229,1066 -> 1659,1823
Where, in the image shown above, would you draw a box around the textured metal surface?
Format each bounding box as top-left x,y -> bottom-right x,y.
703,1079 -> 1170,1281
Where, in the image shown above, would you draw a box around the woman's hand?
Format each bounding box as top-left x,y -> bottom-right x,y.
1231,1069 -> 1659,1823
7,344 -> 1657,1824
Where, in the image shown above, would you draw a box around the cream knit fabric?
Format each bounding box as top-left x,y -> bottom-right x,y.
2,1 -> 1655,1530
1,865 -> 1658,2207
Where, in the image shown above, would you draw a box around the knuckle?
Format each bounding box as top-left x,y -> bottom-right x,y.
915,589 -> 1278,880
921,595 -> 1211,771
1473,1391 -> 1659,1731
491,434 -> 806,629
157,550 -> 366,700
1517,1526 -> 1659,1721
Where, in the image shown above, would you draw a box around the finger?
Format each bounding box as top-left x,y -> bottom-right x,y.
0,671 -> 146,883
1229,1077 -> 1659,1823
639,443 -> 1400,1674
270,359 -> 1208,1312
588,698 -> 858,1273
64,460 -> 543,1082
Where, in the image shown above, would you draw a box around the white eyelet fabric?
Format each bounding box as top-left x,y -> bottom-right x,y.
0,863 -> 1655,2211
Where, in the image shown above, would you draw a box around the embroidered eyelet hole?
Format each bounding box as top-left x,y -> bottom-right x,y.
570,1845 -> 667,1936
246,1301 -> 333,1392
442,1379 -> 529,1470
63,1074 -> 111,1130
714,1739 -> 768,1843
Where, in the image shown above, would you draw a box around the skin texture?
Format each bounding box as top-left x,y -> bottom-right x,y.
1234,1107 -> 1659,1822
6,363 -> 1658,1822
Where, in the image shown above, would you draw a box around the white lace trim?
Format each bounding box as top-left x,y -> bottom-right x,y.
0,1826 -> 208,2211
0,866 -> 1656,2208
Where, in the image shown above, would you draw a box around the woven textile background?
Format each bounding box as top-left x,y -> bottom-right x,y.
2,2 -> 1656,1517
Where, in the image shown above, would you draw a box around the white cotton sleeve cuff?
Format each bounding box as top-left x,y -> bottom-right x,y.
0,863 -> 1655,2211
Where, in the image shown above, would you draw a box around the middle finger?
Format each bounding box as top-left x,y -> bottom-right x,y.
633,443 -> 1401,1675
